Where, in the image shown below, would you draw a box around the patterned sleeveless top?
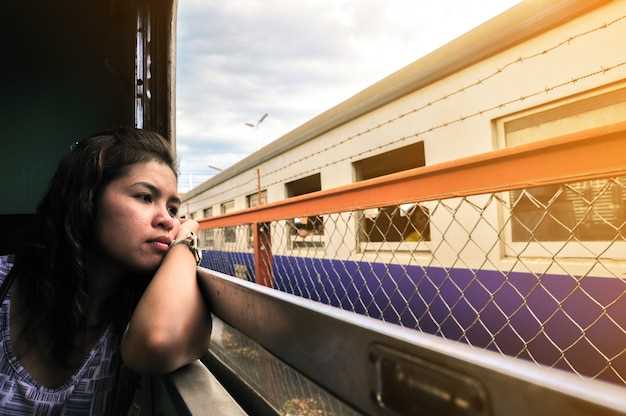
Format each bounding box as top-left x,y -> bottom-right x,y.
0,256 -> 119,415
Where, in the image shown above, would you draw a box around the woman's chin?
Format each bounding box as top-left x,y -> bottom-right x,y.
124,253 -> 164,276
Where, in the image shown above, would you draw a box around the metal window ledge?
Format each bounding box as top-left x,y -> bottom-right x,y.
198,267 -> 626,416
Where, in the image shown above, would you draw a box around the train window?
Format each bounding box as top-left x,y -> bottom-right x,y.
510,180 -> 626,242
247,190 -> 267,207
285,174 -> 324,249
496,83 -> 626,259
353,142 -> 431,250
247,190 -> 267,248
200,207 -> 214,248
221,200 -> 237,243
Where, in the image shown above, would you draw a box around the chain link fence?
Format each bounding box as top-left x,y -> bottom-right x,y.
200,175 -> 626,385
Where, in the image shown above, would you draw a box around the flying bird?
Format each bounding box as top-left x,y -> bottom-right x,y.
244,113 -> 269,128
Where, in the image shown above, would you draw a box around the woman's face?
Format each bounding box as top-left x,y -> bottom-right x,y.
95,160 -> 181,273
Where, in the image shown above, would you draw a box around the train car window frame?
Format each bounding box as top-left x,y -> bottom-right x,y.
220,200 -> 238,245
495,81 -> 626,263
200,206 -> 214,249
247,190 -> 267,249
352,142 -> 432,254
285,174 -> 325,251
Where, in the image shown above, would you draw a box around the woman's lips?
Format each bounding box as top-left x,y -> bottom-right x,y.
148,238 -> 170,253
149,240 -> 170,252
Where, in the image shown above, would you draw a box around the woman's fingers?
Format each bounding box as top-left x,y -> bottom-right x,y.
176,219 -> 199,238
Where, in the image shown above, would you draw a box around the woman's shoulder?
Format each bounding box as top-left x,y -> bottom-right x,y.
0,255 -> 15,283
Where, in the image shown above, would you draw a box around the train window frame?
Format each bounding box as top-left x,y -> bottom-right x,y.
220,200 -> 238,245
246,190 -> 267,249
200,207 -> 214,249
284,173 -> 325,251
352,142 -> 432,254
494,82 -> 626,262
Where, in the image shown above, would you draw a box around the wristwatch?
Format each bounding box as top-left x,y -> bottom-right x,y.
170,231 -> 202,265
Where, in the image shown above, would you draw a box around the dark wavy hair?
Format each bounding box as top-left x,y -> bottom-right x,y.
9,127 -> 177,366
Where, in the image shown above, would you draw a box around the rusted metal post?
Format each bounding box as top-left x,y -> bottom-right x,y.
253,222 -> 272,287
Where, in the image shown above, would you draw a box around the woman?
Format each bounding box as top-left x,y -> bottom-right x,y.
0,128 -> 211,414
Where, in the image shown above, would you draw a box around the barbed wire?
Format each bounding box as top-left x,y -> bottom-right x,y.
255,15 -> 626,181
187,15 -> 626,209
187,58 -> 626,212
263,60 -> 626,189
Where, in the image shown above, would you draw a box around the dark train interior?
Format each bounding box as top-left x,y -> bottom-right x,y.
1,0 -> 174,255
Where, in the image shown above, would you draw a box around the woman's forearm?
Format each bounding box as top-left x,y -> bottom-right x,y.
121,244 -> 211,373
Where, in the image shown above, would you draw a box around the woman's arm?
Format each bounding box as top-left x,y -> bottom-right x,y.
121,220 -> 211,374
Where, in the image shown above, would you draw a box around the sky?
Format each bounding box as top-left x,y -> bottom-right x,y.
176,0 -> 520,193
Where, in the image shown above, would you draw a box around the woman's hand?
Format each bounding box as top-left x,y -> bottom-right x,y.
175,218 -> 199,240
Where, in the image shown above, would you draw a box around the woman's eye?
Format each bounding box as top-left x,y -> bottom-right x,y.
168,207 -> 179,217
137,194 -> 153,203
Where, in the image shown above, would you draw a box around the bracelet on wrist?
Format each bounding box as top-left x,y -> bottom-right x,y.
169,231 -> 202,265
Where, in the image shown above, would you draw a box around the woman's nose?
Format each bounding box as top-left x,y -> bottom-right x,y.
154,206 -> 175,230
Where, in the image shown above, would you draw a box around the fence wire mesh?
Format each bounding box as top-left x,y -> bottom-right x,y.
200,176 -> 626,385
